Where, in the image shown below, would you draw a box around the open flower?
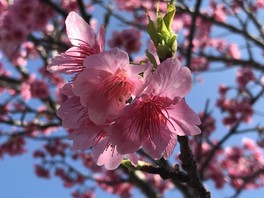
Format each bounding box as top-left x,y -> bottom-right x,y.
109,58 -> 201,159
47,11 -> 105,74
73,48 -> 148,125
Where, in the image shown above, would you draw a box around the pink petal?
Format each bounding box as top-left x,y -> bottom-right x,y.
142,128 -> 177,160
145,58 -> 192,98
47,47 -> 84,74
88,95 -> 123,125
169,99 -> 201,125
73,68 -> 110,106
59,83 -> 74,97
66,11 -> 95,47
168,99 -> 201,136
128,153 -> 138,166
109,104 -> 142,154
57,96 -> 88,129
95,25 -> 105,52
172,119 -> 201,136
69,130 -> 96,151
83,48 -> 129,73
92,138 -> 123,170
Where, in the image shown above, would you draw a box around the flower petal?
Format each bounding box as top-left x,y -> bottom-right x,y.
83,48 -> 129,73
66,11 -> 95,47
169,99 -> 201,125
69,130 -> 96,151
95,25 -> 105,52
73,68 -> 110,106
142,128 -> 177,159
57,96 -> 87,129
168,99 -> 201,136
88,95 -> 123,125
145,58 -> 192,98
109,103 -> 142,155
92,138 -> 123,170
173,119 -> 201,136
47,47 -> 85,74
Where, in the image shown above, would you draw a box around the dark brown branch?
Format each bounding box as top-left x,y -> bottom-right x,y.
77,0 -> 92,23
178,46 -> 264,71
202,54 -> 264,71
136,163 -> 189,183
40,0 -> 68,18
122,166 -> 162,198
176,5 -> 264,49
178,136 -> 211,198
185,0 -> 202,68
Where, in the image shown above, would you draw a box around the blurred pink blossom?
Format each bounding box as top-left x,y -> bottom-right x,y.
108,28 -> 142,54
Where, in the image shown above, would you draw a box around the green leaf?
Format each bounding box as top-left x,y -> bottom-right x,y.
145,49 -> 158,69
157,19 -> 170,43
163,4 -> 176,30
157,45 -> 172,62
169,34 -> 178,53
146,20 -> 158,46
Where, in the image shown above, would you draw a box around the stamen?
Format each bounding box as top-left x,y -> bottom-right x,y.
129,96 -> 175,140
99,69 -> 133,103
57,38 -> 98,72
93,130 -> 108,147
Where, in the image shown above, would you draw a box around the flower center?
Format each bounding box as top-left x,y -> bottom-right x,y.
100,68 -> 133,103
130,96 -> 174,140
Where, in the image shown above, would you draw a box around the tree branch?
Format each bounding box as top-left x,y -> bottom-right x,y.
178,136 -> 211,198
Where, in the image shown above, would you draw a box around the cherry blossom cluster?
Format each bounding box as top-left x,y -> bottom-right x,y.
216,67 -> 257,127
0,0 -> 53,59
222,138 -> 264,189
108,28 -> 142,54
48,11 -> 201,169
192,138 -> 264,189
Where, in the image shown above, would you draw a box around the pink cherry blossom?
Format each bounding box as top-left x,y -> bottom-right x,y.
109,58 -> 201,159
0,0 -> 53,58
236,67 -> 255,89
221,143 -> 264,189
226,43 -> 240,59
199,112 -> 216,137
96,170 -> 133,197
48,11 -> 105,74
213,4 -> 227,22
256,0 -> 264,8
30,79 -> 49,99
0,0 -> 8,13
92,137 -> 138,170
108,28 -> 142,54
57,82 -> 136,170
57,84 -> 109,149
73,48 -> 147,125
190,57 -> 209,72
35,165 -> 50,178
